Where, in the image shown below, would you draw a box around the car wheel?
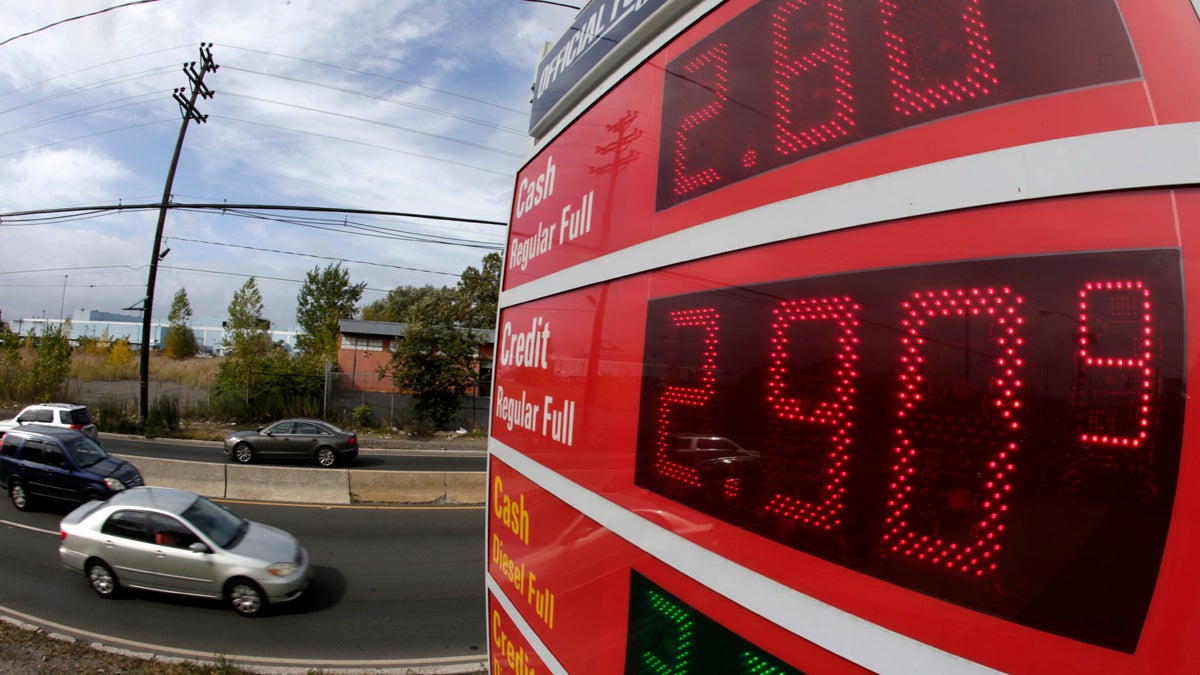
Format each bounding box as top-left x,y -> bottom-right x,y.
86,560 -> 120,598
315,446 -> 337,468
9,481 -> 30,512
227,578 -> 267,617
82,491 -> 103,503
233,442 -> 254,464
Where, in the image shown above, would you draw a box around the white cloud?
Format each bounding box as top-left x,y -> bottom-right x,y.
0,0 -> 573,327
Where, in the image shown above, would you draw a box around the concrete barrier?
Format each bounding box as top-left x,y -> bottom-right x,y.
350,470 -> 488,505
123,455 -> 227,497
226,464 -> 352,504
114,454 -> 486,505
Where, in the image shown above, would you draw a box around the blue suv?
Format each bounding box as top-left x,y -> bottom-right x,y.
0,426 -> 142,511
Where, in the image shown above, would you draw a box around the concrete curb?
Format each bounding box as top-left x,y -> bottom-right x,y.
115,454 -> 486,505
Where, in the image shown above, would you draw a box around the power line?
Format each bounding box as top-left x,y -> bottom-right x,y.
221,43 -> 527,117
168,236 -> 474,276
0,201 -> 509,226
0,0 -> 162,48
222,65 -> 526,135
212,115 -> 516,177
221,91 -> 525,158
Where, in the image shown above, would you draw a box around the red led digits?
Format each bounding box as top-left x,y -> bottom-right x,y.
654,308 -> 721,487
771,0 -> 854,156
883,287 -> 1025,578
881,0 -> 997,117
762,297 -> 860,531
1075,281 -> 1154,448
670,44 -> 730,198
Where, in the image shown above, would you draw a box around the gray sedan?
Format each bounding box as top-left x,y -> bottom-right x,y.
58,486 -> 311,616
223,418 -> 359,467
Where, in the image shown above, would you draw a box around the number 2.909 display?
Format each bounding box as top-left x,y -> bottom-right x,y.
635,248 -> 1185,652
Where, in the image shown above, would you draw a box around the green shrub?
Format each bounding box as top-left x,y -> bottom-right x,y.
95,395 -> 140,434
145,395 -> 180,437
352,404 -> 372,428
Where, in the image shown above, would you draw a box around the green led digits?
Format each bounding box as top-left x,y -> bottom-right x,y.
626,572 -> 803,674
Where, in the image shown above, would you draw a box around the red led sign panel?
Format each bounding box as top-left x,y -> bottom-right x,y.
657,0 -> 1140,209
634,248 -> 1185,651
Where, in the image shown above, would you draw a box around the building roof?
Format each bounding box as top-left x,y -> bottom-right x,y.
338,319 -> 494,342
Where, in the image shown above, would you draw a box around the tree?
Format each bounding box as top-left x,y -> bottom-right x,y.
387,312 -> 482,430
295,263 -> 366,363
362,284 -> 457,324
452,252 -> 501,329
223,277 -> 271,359
163,288 -> 198,359
24,321 -> 72,400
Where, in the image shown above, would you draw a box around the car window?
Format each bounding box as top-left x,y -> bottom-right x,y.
41,444 -> 68,468
20,439 -> 45,464
63,436 -> 107,468
101,510 -> 151,542
19,409 -> 53,424
294,422 -> 323,435
0,436 -> 20,457
150,513 -> 201,549
66,409 -> 95,426
181,495 -> 247,548
267,422 -> 294,434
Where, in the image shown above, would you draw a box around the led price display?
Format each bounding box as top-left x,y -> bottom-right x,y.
657,0 -> 1140,209
634,248 -> 1185,651
626,571 -> 803,675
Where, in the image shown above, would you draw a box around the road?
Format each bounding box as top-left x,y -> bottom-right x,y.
103,435 -> 488,472
0,438 -> 490,672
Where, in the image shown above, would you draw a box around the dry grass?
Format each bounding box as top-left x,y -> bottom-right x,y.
0,617 -> 255,674
69,352 -> 223,388
150,355 -> 223,388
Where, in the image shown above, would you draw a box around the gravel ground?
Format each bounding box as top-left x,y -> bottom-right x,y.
0,616 -> 247,674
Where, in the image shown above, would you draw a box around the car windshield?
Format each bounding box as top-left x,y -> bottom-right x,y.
64,436 -> 108,468
182,495 -> 248,548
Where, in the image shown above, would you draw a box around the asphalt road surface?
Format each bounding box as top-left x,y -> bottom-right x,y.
103,435 -> 488,472
0,493 -> 488,672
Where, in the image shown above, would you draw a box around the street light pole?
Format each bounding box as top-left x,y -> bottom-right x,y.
139,43 -> 217,424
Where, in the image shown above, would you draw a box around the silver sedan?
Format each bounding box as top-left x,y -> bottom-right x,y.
58,486 -> 311,616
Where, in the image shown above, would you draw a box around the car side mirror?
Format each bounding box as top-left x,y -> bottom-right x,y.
189,542 -> 211,554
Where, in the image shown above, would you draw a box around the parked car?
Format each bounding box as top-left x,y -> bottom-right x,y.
223,418 -> 358,467
0,403 -> 98,441
0,426 -> 142,512
58,486 -> 311,616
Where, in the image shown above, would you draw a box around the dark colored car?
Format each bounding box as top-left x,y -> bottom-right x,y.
223,418 -> 358,468
0,425 -> 143,511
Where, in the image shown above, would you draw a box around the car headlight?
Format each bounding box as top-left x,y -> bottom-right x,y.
268,562 -> 298,577
104,477 -> 126,491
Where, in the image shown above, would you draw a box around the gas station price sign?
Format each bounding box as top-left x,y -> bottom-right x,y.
657,0 -> 1139,209
634,247 -> 1185,652
493,0 -> 1200,671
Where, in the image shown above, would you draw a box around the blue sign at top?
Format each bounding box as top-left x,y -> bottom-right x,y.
530,0 -> 668,132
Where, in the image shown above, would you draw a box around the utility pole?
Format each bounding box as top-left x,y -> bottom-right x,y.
139,42 -> 218,424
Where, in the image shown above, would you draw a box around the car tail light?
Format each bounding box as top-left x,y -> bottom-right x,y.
60,530 -> 67,541
69,424 -> 83,431
348,436 -> 357,445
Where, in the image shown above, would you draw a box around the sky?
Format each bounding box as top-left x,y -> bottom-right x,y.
0,0 -> 575,330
